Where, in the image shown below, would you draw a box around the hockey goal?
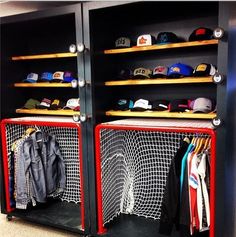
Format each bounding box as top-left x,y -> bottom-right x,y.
95,119 -> 216,237
1,116 -> 84,229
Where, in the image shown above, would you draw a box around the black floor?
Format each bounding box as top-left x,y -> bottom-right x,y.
10,200 -> 83,234
103,214 -> 179,237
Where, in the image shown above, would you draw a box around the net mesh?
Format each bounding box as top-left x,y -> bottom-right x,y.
4,123 -> 81,204
99,128 -> 210,225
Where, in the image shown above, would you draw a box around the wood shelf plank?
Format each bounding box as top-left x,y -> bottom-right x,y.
105,77 -> 213,86
14,83 -> 72,88
104,39 -> 218,54
16,109 -> 80,116
106,110 -> 216,119
11,52 -> 77,61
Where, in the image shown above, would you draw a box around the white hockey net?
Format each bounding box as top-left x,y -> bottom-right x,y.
4,123 -> 81,204
99,127 -> 209,226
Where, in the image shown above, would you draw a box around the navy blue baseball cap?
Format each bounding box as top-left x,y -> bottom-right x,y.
168,63 -> 193,78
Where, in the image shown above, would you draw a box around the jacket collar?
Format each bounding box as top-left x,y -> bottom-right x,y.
31,131 -> 48,149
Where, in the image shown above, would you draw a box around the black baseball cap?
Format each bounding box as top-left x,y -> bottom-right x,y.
189,27 -> 213,41
114,99 -> 134,111
152,100 -> 169,111
193,63 -> 217,77
169,99 -> 190,112
156,32 -> 179,44
116,69 -> 133,80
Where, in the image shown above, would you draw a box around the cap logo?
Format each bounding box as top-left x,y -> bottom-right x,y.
139,36 -> 147,45
197,64 -> 207,71
196,28 -> 206,35
160,34 -> 168,43
172,67 -> 180,73
155,66 -> 165,73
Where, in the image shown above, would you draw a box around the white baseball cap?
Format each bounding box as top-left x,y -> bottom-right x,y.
193,97 -> 212,113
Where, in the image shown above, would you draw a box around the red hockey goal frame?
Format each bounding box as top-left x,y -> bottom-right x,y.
1,117 -> 85,230
95,121 -> 216,237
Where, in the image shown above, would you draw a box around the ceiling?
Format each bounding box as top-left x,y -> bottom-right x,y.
0,1 -> 79,17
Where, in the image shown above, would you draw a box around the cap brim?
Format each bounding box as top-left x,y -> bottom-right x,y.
50,79 -> 63,83
23,79 -> 37,83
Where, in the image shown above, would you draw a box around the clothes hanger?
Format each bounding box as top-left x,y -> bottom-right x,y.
25,127 -> 36,136
203,137 -> 210,151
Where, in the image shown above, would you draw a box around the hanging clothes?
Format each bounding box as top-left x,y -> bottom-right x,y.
13,128 -> 66,209
159,138 -> 190,235
160,136 -> 211,237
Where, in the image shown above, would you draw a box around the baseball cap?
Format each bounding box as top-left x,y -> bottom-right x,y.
38,72 -> 53,82
63,98 -> 80,110
137,34 -> 155,46
168,63 -> 193,78
193,97 -> 212,113
131,99 -> 152,111
193,63 -> 217,77
63,71 -> 77,83
133,68 -> 152,79
115,37 -> 131,48
36,98 -> 52,109
48,99 -> 65,110
23,73 -> 38,83
156,32 -> 179,44
116,69 -> 133,80
152,66 -> 168,78
51,71 -> 64,83
152,100 -> 169,111
189,27 -> 213,41
23,98 -> 40,109
114,99 -> 134,111
169,99 -> 190,112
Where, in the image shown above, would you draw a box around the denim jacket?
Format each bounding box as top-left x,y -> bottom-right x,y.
16,130 -> 66,208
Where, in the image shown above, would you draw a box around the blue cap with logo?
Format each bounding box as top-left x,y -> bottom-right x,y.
168,63 -> 193,78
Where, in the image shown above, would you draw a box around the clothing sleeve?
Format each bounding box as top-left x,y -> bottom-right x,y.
54,136 -> 66,190
15,140 -> 31,209
159,141 -> 189,235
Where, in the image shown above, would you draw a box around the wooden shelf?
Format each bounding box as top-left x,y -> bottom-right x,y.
16,109 -> 80,116
14,83 -> 72,88
104,39 -> 218,54
106,110 -> 216,119
11,52 -> 77,61
105,77 -> 213,86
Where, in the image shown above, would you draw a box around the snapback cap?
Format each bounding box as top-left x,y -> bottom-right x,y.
137,34 -> 155,46
152,100 -> 169,111
168,63 -> 193,78
117,69 -> 133,80
38,72 -> 53,82
63,98 -> 80,110
193,97 -> 212,113
189,27 -> 213,41
23,73 -> 38,83
169,99 -> 190,112
152,66 -> 168,78
193,63 -> 217,77
51,71 -> 64,82
115,99 -> 134,111
23,98 -> 40,109
115,37 -> 131,48
133,67 -> 152,79
63,71 -> 76,83
156,32 -> 179,44
131,99 -> 152,111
